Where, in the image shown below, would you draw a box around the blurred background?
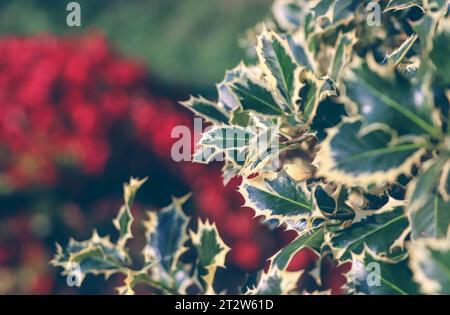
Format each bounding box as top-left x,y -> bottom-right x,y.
0,0 -> 303,294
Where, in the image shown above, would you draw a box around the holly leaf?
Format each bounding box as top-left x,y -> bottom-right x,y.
180,96 -> 229,124
329,31 -> 357,82
239,173 -> 315,226
51,231 -> 130,286
143,194 -> 190,273
317,118 -> 426,186
196,126 -> 255,165
52,178 -> 148,285
229,78 -> 284,116
314,185 -> 355,223
342,58 -> 440,137
384,34 -> 418,67
217,62 -> 263,111
384,0 -> 423,12
410,235 -> 450,294
330,200 -> 410,260
407,158 -> 450,239
298,70 -> 336,124
246,268 -> 301,295
349,250 -> 419,295
113,177 -> 147,247
199,126 -> 254,151
271,227 -> 325,270
190,220 -> 230,294
256,28 -> 302,109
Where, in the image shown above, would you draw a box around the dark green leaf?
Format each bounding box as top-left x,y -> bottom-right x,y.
331,202 -> 409,260
230,78 -> 284,115
240,173 -> 314,225
180,96 -> 229,124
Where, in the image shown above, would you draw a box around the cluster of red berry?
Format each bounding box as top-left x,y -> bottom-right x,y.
0,34 -> 147,189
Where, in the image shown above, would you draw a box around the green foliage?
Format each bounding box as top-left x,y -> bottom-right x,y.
180,0 -> 450,294
52,178 -> 230,295
54,0 -> 450,295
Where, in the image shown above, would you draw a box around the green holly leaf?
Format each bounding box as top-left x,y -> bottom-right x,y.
410,235 -> 450,294
196,126 -> 255,165
317,118 -> 426,186
239,173 -> 315,226
52,231 -> 130,285
229,78 -> 284,116
350,250 -> 420,295
342,58 -> 440,137
384,34 -> 418,67
314,185 -> 355,223
271,227 -> 325,269
217,62 -> 260,111
143,195 -> 190,273
52,177 -> 148,285
180,96 -> 229,124
329,31 -> 357,82
113,177 -> 147,247
256,28 -> 302,109
330,200 -> 410,260
407,158 -> 450,239
246,268 -> 301,295
242,124 -> 284,175
298,70 -> 336,124
200,126 -> 254,151
190,220 -> 230,294
384,0 -> 423,12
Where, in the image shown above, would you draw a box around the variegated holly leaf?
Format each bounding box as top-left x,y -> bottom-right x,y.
143,195 -> 190,273
52,177 -> 147,284
196,126 -> 255,165
52,230 -> 130,285
256,28 -> 302,109
190,220 -> 230,294
180,96 -> 229,124
342,58 -> 440,137
239,173 -> 315,226
117,269 -> 152,295
410,235 -> 450,294
113,177 -> 147,247
287,34 -> 316,72
314,185 -> 355,223
298,70 -> 337,124
229,78 -> 284,116
384,34 -> 418,67
199,126 -> 254,151
217,62 -> 263,111
271,227 -> 325,269
329,31 -> 357,82
246,268 -> 301,295
407,158 -> 450,239
242,124 -> 285,175
317,118 -> 426,186
330,200 -> 410,260
349,250 -> 419,295
384,0 -> 423,12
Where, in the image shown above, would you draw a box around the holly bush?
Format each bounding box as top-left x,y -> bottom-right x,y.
54,0 -> 450,295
